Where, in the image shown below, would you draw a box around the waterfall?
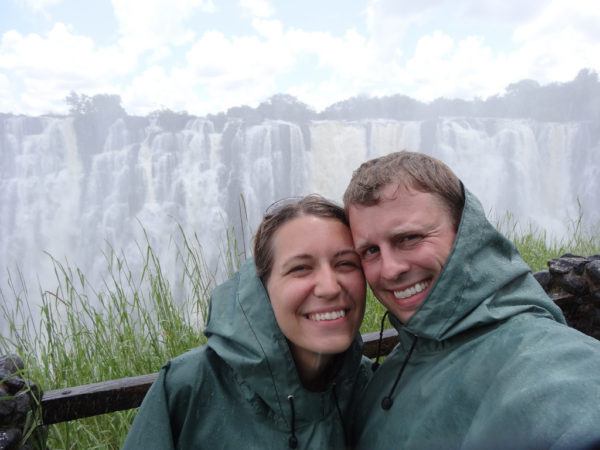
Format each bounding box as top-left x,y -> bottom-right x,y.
1,114 -> 599,327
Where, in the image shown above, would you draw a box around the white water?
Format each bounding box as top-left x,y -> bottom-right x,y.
1,115 -> 599,329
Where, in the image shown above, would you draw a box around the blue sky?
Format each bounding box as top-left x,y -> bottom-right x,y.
1,0 -> 599,115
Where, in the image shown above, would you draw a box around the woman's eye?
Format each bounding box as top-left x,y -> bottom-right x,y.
288,265 -> 309,274
337,259 -> 360,269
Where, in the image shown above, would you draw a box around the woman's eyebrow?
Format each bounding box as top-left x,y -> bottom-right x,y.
334,248 -> 360,258
280,254 -> 313,267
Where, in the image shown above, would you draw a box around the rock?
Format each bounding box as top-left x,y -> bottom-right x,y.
0,428 -> 21,450
586,260 -> 600,285
541,255 -> 600,341
533,270 -> 552,290
3,378 -> 25,395
549,255 -> 588,275
0,355 -> 24,375
0,354 -> 46,450
559,273 -> 589,296
11,393 -> 32,423
0,399 -> 15,421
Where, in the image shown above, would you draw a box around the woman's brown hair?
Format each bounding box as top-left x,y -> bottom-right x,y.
253,194 -> 348,282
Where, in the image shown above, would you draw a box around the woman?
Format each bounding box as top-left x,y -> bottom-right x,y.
122,195 -> 370,449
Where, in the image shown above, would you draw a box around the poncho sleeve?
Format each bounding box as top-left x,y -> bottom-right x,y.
121,365 -> 177,450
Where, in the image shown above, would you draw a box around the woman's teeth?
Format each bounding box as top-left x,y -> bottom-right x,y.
308,310 -> 346,321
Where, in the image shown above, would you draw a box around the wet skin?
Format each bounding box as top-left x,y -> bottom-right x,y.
266,215 -> 366,379
348,184 -> 457,324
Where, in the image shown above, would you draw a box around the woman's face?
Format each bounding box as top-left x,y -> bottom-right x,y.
266,215 -> 366,372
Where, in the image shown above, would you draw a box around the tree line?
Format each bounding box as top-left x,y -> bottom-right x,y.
63,68 -> 600,133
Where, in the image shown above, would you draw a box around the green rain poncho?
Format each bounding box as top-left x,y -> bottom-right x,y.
351,189 -> 600,450
122,259 -> 370,450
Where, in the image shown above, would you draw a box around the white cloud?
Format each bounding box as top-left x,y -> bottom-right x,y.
0,73 -> 14,112
175,25 -> 384,114
3,0 -> 600,115
0,23 -> 133,114
365,0 -> 432,56
514,0 -> 600,42
185,29 -> 293,84
453,0 -> 548,23
111,0 -> 215,56
0,23 -> 132,77
508,0 -> 600,84
401,32 -> 506,101
21,0 -> 64,14
359,0 -> 600,103
124,66 -> 190,113
239,0 -> 274,19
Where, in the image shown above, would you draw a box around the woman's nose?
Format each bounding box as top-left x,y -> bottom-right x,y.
313,267 -> 342,298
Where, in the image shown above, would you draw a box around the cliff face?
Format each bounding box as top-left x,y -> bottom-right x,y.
1,114 -> 599,314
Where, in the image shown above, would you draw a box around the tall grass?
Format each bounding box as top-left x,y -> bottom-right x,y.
496,212 -> 600,271
1,223 -> 599,449
0,231 -> 218,449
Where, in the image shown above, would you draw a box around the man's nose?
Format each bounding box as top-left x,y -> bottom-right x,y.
380,249 -> 409,282
314,267 -> 342,298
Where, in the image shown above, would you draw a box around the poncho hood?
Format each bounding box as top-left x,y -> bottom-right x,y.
395,188 -> 565,342
204,259 -> 364,426
350,187 -> 600,450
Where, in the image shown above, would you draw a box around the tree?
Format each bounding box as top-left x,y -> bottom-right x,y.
65,92 -> 126,119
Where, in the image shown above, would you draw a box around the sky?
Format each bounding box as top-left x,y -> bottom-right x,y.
1,0 -> 599,116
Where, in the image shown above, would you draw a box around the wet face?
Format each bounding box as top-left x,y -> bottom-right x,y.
348,184 -> 457,324
266,215 -> 366,373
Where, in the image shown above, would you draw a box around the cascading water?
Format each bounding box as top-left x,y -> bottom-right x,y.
1,114 -> 599,332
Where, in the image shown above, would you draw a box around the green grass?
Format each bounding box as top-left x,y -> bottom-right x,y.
1,223 -> 599,449
496,213 -> 600,271
0,232 -> 215,449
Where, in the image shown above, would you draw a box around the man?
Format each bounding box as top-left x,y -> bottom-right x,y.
345,151 -> 600,449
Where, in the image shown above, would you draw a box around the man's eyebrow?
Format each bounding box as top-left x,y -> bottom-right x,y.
353,241 -> 373,254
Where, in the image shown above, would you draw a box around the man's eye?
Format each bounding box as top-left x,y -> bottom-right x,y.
396,234 -> 422,246
363,246 -> 379,258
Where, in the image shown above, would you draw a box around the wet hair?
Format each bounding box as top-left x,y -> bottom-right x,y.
343,151 -> 464,230
253,194 -> 348,282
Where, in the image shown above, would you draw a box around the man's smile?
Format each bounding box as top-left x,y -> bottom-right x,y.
393,279 -> 430,299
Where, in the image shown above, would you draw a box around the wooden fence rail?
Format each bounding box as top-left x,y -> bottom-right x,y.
40,328 -> 400,425
37,283 -> 600,426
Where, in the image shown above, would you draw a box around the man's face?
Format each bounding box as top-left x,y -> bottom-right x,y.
348,184 -> 457,324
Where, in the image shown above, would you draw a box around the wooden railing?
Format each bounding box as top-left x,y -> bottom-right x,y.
40,328 -> 400,425
38,281 -> 600,426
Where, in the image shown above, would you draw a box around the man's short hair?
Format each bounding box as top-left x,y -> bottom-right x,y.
343,151 -> 465,230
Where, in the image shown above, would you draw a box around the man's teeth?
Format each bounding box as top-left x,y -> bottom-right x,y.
308,310 -> 346,321
394,281 -> 429,299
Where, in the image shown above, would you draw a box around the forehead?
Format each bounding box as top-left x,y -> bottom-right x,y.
348,184 -> 452,238
270,215 -> 353,261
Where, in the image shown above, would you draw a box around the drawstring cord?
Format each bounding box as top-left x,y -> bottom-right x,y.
381,334 -> 418,410
287,395 -> 298,449
372,311 -> 390,372
331,383 -> 348,448
287,385 -> 348,448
